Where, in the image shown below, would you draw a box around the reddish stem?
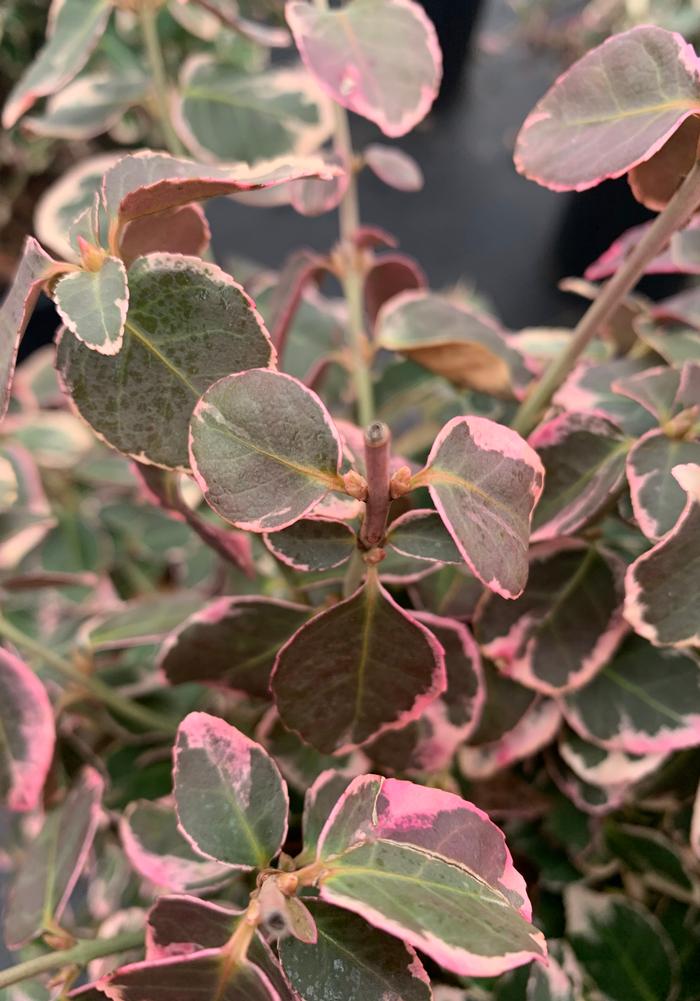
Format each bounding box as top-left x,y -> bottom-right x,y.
360,421 -> 392,547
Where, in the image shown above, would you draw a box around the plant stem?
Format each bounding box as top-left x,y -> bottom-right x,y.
139,1 -> 187,157
0,931 -> 143,990
360,421 -> 392,547
0,614 -> 176,735
311,0 -> 374,426
333,102 -> 375,427
512,159 -> 700,436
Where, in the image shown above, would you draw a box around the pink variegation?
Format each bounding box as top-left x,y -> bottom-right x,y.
0,648 -> 55,812
285,0 -> 442,138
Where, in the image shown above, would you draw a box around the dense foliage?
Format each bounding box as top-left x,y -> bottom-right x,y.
0,2 -> 699,1000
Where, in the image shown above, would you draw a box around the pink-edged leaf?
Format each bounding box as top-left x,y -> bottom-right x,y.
158,596 -> 309,697
559,727 -> 668,789
628,114 -> 700,210
119,204 -> 211,266
561,634 -> 700,753
317,775 -> 532,916
2,0 -> 112,128
34,152 -> 121,261
4,766 -> 104,948
386,508 -> 464,565
285,0 -> 441,137
514,26 -> 700,192
368,612 -> 485,774
145,895 -> 295,999
169,0 -> 291,48
257,249 -> 329,353
624,462 -> 700,648
174,58 -> 333,164
173,712 -> 289,868
413,416 -> 544,598
316,775 -> 545,976
547,753 -> 633,817
652,284 -> 700,328
692,781 -> 700,859
147,894 -> 240,959
133,463 -> 254,577
0,647 -> 55,812
554,358 -> 657,435
189,369 -> 344,531
1,237 -> 65,421
120,799 -> 235,893
353,225 -> 399,251
626,429 -> 700,540
97,949 -> 280,1001
53,256 -> 129,356
459,697 -> 562,780
376,290 -> 530,397
364,143 -> 424,191
475,541 -> 627,695
529,412 -> 630,541
22,69 -> 148,142
611,364 -> 683,423
264,516 -> 356,571
526,949 -> 580,1001
364,256 -> 427,327
289,152 -> 350,216
57,254 -> 274,470
271,572 -> 446,753
0,443 -> 55,570
586,217 -> 700,281
103,150 -> 339,228
279,901 -> 431,1001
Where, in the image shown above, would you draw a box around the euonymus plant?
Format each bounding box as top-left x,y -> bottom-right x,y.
0,3 -> 699,1000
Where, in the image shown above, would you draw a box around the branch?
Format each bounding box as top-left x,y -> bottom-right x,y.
360,421 -> 392,547
0,931 -> 144,990
512,158 -> 700,435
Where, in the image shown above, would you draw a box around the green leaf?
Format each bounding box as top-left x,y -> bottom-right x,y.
264,516 -> 356,571
415,416 -> 544,598
565,885 -> 679,1001
271,572 -> 446,753
190,369 -> 343,531
82,593 -> 203,651
2,0 -> 112,128
175,58 -> 332,163
286,0 -> 442,137
302,770 -> 356,858
173,712 -> 289,868
54,256 -> 129,355
605,822 -> 693,898
386,508 -> 463,565
158,596 -> 309,698
279,901 -> 432,1001
56,254 -> 273,469
4,767 -> 104,948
